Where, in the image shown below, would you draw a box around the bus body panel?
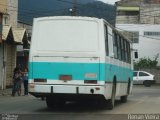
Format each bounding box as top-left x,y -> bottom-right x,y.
29,16 -> 133,101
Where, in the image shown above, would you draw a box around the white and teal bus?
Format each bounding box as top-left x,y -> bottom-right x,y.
29,16 -> 133,109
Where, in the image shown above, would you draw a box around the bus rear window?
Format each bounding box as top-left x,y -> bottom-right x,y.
33,20 -> 99,52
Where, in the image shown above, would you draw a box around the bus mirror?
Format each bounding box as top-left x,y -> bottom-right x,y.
134,52 -> 138,59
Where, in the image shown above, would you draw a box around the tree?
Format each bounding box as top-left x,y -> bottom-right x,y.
134,54 -> 159,69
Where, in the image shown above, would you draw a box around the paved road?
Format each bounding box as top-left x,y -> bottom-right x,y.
0,85 -> 160,120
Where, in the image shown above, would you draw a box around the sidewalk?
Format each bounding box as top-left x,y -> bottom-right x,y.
0,83 -> 26,96
0,88 -> 12,96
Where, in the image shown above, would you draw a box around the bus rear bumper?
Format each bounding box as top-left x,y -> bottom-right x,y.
29,84 -> 105,97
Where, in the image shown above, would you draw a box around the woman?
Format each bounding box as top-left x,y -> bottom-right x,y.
12,70 -> 22,96
23,68 -> 28,95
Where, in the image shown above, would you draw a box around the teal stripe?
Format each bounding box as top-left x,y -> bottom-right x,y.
29,62 -> 100,80
29,62 -> 133,82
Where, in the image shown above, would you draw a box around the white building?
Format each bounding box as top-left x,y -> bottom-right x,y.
116,24 -> 160,65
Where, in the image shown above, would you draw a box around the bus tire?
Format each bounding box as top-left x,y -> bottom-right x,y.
107,83 -> 116,110
121,79 -> 130,103
120,95 -> 128,103
127,79 -> 131,95
46,96 -> 65,108
46,96 -> 54,108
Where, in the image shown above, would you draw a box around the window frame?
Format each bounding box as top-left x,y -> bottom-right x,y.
113,32 -> 118,59
139,72 -> 150,77
104,25 -> 109,56
134,72 -> 138,77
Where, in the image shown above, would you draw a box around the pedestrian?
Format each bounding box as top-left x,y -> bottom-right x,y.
12,70 -> 22,96
13,64 -> 22,74
23,68 -> 28,95
12,64 -> 22,96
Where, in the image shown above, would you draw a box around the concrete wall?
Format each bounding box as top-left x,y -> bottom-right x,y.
140,5 -> 160,24
0,0 -> 7,13
5,43 -> 16,87
17,22 -> 32,36
7,0 -> 18,26
116,24 -> 160,66
116,16 -> 139,24
116,2 -> 160,24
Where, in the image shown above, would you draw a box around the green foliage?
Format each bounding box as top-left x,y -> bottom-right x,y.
19,1 -> 116,26
134,57 -> 158,69
78,1 -> 116,25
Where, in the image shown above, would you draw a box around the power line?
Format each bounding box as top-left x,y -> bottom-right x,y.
0,1 -> 116,16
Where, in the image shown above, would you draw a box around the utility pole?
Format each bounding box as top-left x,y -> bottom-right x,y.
73,0 -> 77,16
69,0 -> 77,16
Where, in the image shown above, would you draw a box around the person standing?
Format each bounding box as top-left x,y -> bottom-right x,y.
12,70 -> 22,96
12,64 -> 22,96
23,68 -> 28,95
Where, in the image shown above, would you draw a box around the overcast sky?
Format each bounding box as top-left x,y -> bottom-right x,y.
98,0 -> 119,4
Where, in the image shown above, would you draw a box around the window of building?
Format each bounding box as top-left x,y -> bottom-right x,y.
3,15 -> 9,25
117,11 -> 139,16
144,31 -> 160,36
132,31 -> 139,43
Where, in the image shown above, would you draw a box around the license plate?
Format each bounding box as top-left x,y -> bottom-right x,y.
59,75 -> 72,81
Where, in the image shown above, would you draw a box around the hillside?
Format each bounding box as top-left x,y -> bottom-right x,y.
18,0 -> 116,25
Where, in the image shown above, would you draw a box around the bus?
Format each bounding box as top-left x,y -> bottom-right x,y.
29,16 -> 133,110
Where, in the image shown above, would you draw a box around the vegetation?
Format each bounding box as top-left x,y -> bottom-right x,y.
134,54 -> 159,69
19,0 -> 116,25
78,1 -> 116,25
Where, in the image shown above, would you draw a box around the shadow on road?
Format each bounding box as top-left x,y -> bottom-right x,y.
35,99 -> 125,113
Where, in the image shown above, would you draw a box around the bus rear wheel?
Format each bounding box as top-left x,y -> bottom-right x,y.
121,80 -> 130,103
46,96 -> 54,108
107,83 -> 116,110
120,95 -> 128,103
46,96 -> 65,108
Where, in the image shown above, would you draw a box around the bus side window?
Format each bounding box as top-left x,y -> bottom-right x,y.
113,32 -> 118,59
127,42 -> 131,63
117,35 -> 122,60
124,40 -> 128,62
121,38 -> 125,61
126,41 -> 131,63
105,25 -> 109,56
